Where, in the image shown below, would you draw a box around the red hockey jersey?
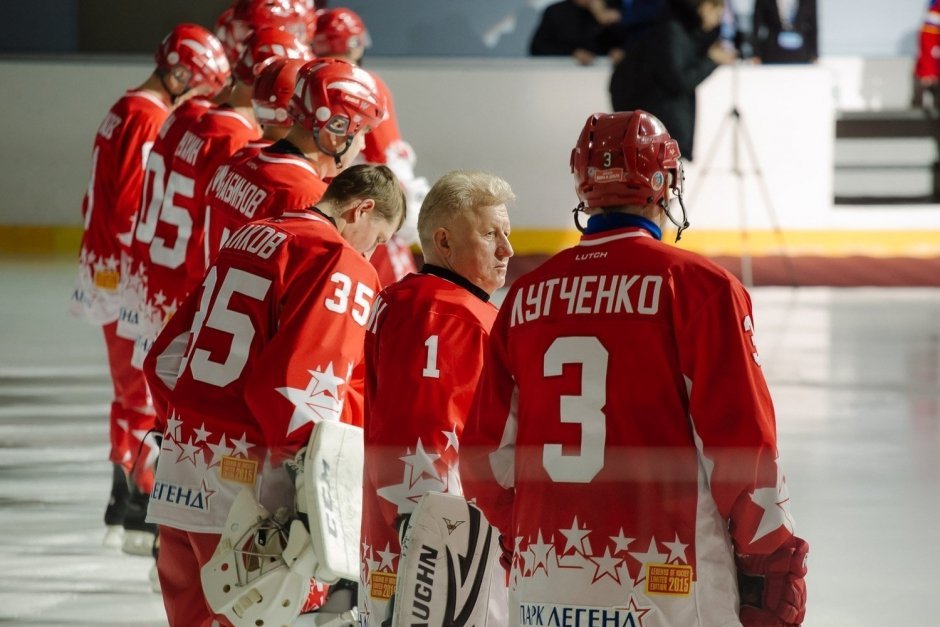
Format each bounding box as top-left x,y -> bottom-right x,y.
916,1 -> 940,80
118,97 -> 213,343
144,208 -> 379,533
131,106 -> 260,368
359,268 -> 497,623
71,89 -> 170,324
358,70 -> 417,286
460,223 -> 799,625
204,139 -> 327,262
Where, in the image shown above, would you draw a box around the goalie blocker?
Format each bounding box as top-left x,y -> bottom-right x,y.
201,421 -> 365,626
391,492 -> 502,627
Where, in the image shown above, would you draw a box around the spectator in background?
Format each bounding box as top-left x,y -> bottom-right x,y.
529,0 -> 622,65
609,0 -> 734,160
914,0 -> 940,109
751,0 -> 818,64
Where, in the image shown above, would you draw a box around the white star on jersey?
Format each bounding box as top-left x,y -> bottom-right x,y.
528,530 -> 554,575
206,434 -> 232,468
663,533 -> 689,563
230,432 -> 255,457
588,546 -> 622,584
749,465 -> 796,542
277,362 -> 347,435
610,528 -> 635,554
560,516 -> 592,556
400,438 -> 441,484
629,537 -> 667,585
441,424 -> 460,452
376,542 -> 398,572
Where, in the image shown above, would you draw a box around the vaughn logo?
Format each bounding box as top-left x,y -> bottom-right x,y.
402,502 -> 494,627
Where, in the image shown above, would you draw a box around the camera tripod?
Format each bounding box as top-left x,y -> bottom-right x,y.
686,65 -> 798,287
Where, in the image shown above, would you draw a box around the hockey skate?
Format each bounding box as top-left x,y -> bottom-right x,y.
103,463 -> 128,549
121,480 -> 157,556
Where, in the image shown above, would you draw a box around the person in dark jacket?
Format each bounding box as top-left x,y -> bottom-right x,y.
752,0 -> 818,65
530,0 -> 622,65
609,0 -> 734,160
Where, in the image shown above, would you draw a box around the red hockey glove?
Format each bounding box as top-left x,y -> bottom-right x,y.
736,536 -> 809,626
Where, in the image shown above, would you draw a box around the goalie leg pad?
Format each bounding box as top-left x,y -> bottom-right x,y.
296,420 -> 364,583
392,492 -> 501,627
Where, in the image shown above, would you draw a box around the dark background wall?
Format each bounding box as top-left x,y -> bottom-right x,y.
0,0 -> 926,58
0,0 -> 540,56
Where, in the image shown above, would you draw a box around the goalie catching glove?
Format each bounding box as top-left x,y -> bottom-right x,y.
736,535 -> 809,626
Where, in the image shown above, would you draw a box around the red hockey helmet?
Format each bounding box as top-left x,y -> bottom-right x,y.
155,24 -> 232,98
252,57 -> 306,127
233,26 -> 311,86
571,110 -> 682,210
217,0 -> 309,62
289,58 -> 385,159
290,58 -> 385,134
311,8 -> 370,57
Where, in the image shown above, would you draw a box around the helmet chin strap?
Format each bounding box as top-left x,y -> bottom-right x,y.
662,191 -> 690,242
572,202 -> 588,233
313,128 -> 354,168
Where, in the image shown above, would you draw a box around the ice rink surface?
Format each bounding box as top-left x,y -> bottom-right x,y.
1,258 -> 938,626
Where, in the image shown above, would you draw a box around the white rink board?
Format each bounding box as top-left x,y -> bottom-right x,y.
5,57 -> 939,234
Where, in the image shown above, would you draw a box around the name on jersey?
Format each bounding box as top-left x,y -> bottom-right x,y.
224,223 -> 287,260
510,274 -> 663,327
98,112 -> 122,140
174,130 -> 205,166
518,602 -> 648,627
207,165 -> 268,219
151,480 -> 213,512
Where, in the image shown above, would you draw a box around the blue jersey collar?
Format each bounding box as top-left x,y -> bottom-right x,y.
584,212 -> 662,240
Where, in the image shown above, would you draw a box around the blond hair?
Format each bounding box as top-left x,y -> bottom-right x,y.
417,170 -> 515,251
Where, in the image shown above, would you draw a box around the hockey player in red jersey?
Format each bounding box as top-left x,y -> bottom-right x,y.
359,170 -> 515,627
143,164 -> 405,627
914,0 -> 940,108
69,23 -> 231,551
460,111 -> 808,626
215,0 -> 312,63
313,7 -> 427,286
129,27 -> 309,373
204,57 -> 385,262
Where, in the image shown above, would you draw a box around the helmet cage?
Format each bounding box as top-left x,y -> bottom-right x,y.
201,490 -> 316,626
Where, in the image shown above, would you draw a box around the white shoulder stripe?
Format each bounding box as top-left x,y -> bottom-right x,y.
257,152 -> 318,175
206,109 -> 255,130
280,211 -> 329,224
129,90 -> 169,111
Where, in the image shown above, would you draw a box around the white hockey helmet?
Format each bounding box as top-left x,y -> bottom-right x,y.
201,489 -> 316,627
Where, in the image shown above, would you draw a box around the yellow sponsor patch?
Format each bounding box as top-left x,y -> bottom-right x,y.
93,269 -> 120,291
369,571 -> 397,600
219,456 -> 258,485
645,563 -> 693,596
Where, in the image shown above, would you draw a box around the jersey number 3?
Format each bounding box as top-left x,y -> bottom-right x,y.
543,337 -> 608,483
